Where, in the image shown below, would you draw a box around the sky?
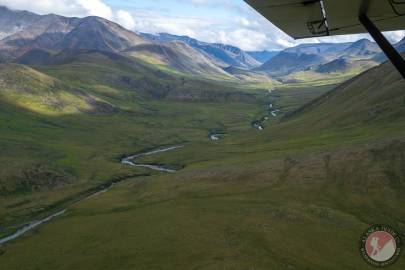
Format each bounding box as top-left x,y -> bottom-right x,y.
0,0 -> 404,51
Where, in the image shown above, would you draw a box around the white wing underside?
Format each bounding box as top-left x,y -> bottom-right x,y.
245,0 -> 405,39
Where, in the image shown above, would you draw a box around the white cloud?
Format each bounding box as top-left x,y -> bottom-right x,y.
75,0 -> 112,19
116,10 -> 135,30
209,29 -> 268,51
0,0 -> 112,19
131,11 -> 209,38
0,0 -> 404,51
126,9 -> 290,51
180,0 -> 237,9
384,30 -> 405,43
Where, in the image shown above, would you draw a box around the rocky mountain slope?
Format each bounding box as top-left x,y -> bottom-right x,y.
0,6 -> 148,57
1,4 -> 403,82
341,38 -> 381,58
0,6 -> 42,39
256,51 -> 325,76
124,41 -> 232,77
140,32 -> 261,69
255,37 -> 405,78
0,6 -> 231,78
53,16 -> 148,53
0,7 -> 81,58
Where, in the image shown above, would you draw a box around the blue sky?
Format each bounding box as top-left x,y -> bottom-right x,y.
1,0 -> 404,51
105,0 -> 246,19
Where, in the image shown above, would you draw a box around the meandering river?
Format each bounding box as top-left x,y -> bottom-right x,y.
121,145 -> 183,172
0,145 -> 184,245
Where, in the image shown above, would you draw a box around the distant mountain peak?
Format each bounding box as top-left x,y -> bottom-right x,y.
349,38 -> 374,47
0,4 -> 37,16
140,32 -> 261,69
0,6 -> 149,57
53,16 -> 148,53
316,58 -> 350,73
343,38 -> 380,56
0,5 -> 394,80
0,5 -> 14,12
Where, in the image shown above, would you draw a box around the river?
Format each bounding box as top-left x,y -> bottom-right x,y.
0,145 -> 184,245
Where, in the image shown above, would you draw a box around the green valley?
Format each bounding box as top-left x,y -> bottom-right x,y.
0,3 -> 405,270
0,50 -> 404,269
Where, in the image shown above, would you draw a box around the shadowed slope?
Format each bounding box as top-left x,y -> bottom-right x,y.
124,41 -> 233,78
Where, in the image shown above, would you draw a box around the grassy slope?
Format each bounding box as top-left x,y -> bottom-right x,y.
0,64 -> 95,115
0,54 -> 266,237
0,58 -> 405,269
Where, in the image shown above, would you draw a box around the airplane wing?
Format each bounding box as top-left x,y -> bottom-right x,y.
244,0 -> 405,39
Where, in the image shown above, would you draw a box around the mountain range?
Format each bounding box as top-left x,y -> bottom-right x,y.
0,5 -> 404,81
0,6 -> 146,57
255,39 -> 385,76
140,32 -> 262,69
1,4 -> 405,269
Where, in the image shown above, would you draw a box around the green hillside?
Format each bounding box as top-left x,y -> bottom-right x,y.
1,4 -> 405,270
0,53 -> 267,237
282,59 -> 405,130
0,50 -> 404,270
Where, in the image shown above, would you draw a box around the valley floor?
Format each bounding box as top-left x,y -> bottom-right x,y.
0,60 -> 405,269
1,133 -> 405,270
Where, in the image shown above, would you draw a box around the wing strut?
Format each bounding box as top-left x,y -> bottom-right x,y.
359,13 -> 405,79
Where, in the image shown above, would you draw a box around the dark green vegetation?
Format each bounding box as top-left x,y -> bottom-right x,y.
1,5 -> 405,269
0,51 -> 265,231
0,45 -> 404,269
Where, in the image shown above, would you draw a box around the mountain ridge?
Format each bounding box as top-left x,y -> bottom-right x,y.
282,53 -> 405,125
255,38 -> 405,78
124,41 -> 233,77
341,38 -> 381,57
140,32 -> 261,69
246,50 -> 279,63
1,4 -> 404,82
